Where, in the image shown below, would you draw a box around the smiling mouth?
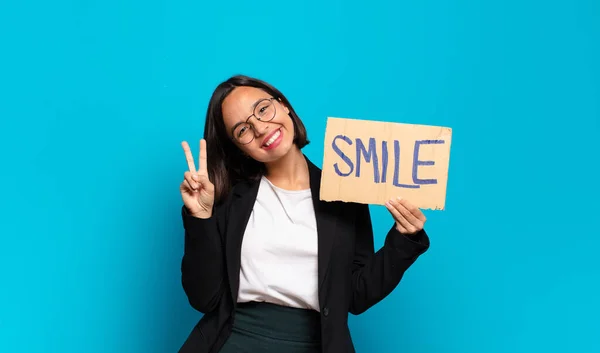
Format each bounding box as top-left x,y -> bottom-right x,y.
263,129 -> 281,147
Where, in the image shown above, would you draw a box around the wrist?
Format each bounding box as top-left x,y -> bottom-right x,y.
191,210 -> 212,219
183,205 -> 212,219
395,223 -> 419,236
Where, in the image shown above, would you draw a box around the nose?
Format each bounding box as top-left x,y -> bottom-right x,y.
249,117 -> 270,136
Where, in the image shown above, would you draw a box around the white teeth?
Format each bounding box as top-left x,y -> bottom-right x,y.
264,130 -> 281,147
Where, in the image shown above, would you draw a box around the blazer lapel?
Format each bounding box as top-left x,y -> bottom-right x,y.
306,156 -> 339,295
225,179 -> 260,304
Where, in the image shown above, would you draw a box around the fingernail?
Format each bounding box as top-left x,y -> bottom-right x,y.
396,196 -> 402,201
192,174 -> 198,181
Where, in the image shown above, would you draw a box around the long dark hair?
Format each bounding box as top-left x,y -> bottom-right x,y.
203,75 -> 310,204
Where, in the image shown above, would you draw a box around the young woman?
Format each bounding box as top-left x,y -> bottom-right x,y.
178,75 -> 430,353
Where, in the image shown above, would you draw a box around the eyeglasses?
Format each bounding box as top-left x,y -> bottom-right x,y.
231,97 -> 277,145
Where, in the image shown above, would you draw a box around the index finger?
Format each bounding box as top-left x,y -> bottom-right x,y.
199,139 -> 207,172
181,141 -> 197,172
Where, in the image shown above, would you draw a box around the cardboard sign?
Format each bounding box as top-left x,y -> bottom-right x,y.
320,117 -> 452,210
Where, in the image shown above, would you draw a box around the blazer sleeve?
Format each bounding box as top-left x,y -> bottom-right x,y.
349,203 -> 430,315
180,204 -> 227,314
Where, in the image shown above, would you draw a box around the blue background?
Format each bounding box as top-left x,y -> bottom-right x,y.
1,0 -> 598,352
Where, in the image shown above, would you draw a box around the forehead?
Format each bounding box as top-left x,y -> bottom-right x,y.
222,86 -> 271,119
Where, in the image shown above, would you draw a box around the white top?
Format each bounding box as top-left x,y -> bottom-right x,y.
237,176 -> 320,311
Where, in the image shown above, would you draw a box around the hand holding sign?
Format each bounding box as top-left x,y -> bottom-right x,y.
385,197 -> 427,235
180,139 -> 215,219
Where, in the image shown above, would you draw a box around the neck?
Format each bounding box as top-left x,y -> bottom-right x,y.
264,146 -> 309,190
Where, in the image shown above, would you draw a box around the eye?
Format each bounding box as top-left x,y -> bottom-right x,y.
256,101 -> 273,117
237,125 -> 249,137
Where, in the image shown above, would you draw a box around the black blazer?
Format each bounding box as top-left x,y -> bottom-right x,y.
178,156 -> 430,353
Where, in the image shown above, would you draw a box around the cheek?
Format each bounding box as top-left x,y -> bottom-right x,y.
278,113 -> 294,131
245,141 -> 262,153
245,138 -> 267,154
284,120 -> 296,139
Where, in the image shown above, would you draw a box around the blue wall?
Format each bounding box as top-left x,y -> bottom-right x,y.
1,0 -> 598,352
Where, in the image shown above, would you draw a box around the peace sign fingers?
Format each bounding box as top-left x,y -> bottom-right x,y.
180,139 -> 215,219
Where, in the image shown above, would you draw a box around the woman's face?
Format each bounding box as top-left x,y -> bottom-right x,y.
221,86 -> 295,164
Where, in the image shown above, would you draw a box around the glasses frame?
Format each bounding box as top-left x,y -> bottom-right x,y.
230,97 -> 277,145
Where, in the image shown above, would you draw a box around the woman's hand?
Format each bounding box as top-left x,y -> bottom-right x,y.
385,197 -> 426,235
180,139 -> 215,219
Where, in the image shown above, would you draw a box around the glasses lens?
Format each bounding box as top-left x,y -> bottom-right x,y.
254,99 -> 275,121
234,124 -> 254,144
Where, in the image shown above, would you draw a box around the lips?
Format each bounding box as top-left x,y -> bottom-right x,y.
262,128 -> 282,147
